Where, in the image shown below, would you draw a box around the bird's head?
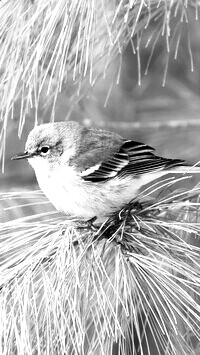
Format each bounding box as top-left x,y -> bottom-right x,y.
12,121 -> 82,171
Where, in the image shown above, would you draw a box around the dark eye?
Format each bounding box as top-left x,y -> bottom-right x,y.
40,146 -> 50,155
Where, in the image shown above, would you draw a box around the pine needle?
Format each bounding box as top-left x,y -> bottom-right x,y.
1,178 -> 200,353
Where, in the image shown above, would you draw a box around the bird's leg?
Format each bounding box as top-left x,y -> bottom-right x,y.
76,216 -> 98,231
131,200 -> 143,211
86,216 -> 98,230
118,200 -> 143,220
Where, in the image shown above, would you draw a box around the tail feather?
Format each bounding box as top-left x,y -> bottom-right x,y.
164,158 -> 186,170
164,158 -> 200,174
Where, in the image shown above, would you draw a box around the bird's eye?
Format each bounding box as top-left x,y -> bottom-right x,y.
40,146 -> 50,155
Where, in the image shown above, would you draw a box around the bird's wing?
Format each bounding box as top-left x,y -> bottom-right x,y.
78,139 -> 185,182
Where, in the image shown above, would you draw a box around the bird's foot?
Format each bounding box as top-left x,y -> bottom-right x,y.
118,200 -> 143,220
76,216 -> 98,231
131,200 -> 143,211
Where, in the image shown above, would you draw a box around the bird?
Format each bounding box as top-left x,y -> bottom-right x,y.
12,121 -> 194,221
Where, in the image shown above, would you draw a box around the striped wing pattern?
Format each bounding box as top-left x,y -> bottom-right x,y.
81,140 -> 184,182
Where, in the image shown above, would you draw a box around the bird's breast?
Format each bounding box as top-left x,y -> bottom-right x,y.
34,164 -> 100,218
33,162 -> 150,219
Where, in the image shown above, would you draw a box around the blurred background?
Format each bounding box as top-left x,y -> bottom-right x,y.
2,6 -> 200,192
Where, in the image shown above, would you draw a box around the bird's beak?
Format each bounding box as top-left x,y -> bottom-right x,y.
11,151 -> 34,160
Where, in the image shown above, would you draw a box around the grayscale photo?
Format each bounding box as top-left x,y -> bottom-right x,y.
1,1 -> 200,354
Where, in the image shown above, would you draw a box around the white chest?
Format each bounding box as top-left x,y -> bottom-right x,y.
34,163 -> 89,216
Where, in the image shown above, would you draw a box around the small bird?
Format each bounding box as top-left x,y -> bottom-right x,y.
12,121 -> 192,221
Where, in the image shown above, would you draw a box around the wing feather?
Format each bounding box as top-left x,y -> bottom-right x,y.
81,139 -> 184,182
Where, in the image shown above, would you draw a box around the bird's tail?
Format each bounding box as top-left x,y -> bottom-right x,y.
138,160 -> 200,189
164,158 -> 200,174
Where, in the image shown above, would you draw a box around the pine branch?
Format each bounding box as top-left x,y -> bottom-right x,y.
1,177 -> 200,354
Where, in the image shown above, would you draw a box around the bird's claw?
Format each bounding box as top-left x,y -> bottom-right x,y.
118,200 -> 143,220
76,216 -> 98,231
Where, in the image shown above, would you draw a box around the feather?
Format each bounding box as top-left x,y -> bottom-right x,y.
80,164 -> 101,177
81,140 -> 185,182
